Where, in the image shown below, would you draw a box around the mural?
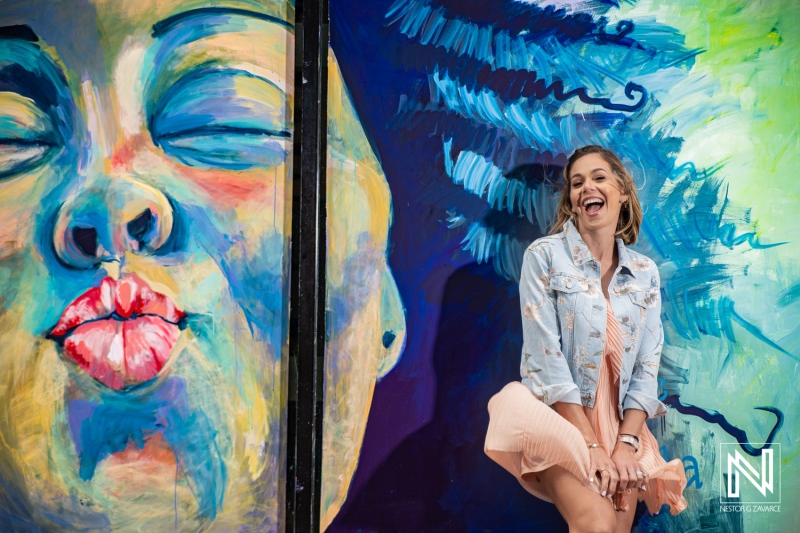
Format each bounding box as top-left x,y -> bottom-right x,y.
322,49 -> 407,529
0,1 -> 295,530
327,0 -> 799,531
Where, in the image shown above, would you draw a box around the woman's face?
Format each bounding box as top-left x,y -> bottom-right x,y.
0,0 -> 296,528
568,153 -> 629,235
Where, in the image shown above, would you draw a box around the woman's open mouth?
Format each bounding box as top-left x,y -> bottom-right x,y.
582,197 -> 605,216
48,274 -> 187,391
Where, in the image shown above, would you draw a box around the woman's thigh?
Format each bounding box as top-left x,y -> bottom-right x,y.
534,465 -> 617,533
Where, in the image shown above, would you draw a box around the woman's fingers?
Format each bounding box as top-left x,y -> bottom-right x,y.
618,466 -> 631,491
598,466 -> 611,497
617,465 -> 629,491
628,466 -> 639,491
632,465 -> 648,490
633,465 -> 645,489
607,466 -> 620,495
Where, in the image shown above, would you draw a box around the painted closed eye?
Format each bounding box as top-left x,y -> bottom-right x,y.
0,92 -> 57,179
149,69 -> 292,170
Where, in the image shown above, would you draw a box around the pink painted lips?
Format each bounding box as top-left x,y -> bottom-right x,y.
49,274 -> 186,390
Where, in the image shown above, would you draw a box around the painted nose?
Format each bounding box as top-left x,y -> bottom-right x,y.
53,178 -> 174,268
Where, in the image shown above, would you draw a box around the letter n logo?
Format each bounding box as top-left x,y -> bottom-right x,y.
720,443 -> 781,504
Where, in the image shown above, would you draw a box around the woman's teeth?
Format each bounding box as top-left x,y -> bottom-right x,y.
583,199 -> 604,214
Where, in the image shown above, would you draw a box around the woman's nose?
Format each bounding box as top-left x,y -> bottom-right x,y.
53,178 -> 174,268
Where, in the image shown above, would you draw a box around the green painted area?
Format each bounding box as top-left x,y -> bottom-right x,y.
617,3 -> 799,531
623,0 -> 799,248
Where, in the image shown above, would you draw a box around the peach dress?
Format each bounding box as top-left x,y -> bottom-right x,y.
485,298 -> 687,515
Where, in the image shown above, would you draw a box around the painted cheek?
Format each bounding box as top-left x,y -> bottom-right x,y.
126,144 -> 277,205
0,168 -> 58,257
172,164 -> 275,205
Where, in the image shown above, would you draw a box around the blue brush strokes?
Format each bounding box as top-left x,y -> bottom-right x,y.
68,378 -> 226,520
149,69 -> 291,170
0,39 -> 77,180
328,0 -> 793,530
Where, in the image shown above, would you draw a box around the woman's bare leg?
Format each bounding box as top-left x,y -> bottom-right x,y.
533,465 -> 617,533
613,488 -> 639,533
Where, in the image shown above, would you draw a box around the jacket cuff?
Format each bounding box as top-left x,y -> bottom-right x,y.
522,380 -> 581,406
623,391 -> 669,419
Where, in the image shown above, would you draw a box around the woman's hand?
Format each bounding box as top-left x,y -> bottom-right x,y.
589,447 -> 620,500
611,441 -> 648,492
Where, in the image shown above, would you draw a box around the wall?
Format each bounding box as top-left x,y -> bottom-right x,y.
326,0 -> 799,531
0,1 -> 294,530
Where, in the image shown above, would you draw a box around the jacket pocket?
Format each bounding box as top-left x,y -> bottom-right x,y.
629,291 -> 648,309
549,273 -> 589,370
549,273 -> 587,294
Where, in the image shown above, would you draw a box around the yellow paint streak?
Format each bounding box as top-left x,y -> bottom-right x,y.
0,92 -> 53,137
320,49 -> 407,531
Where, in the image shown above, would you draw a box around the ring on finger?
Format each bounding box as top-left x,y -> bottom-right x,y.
636,471 -> 645,477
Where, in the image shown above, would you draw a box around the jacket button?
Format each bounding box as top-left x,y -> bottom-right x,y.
565,279 -> 572,288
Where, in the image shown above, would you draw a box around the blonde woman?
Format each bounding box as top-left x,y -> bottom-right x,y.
485,146 -> 687,533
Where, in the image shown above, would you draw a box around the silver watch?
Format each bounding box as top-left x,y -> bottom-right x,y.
617,434 -> 639,452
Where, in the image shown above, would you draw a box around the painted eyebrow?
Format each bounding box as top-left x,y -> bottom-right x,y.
0,25 -> 39,42
0,30 -> 69,112
151,7 -> 295,38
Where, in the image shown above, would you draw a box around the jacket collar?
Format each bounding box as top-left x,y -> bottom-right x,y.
563,218 -> 637,278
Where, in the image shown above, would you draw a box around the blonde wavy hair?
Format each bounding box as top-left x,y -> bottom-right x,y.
550,145 -> 642,245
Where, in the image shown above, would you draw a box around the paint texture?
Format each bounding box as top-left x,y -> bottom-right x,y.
0,1 -> 296,530
327,0 -> 799,531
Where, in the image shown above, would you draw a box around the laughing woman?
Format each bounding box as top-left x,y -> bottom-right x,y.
485,146 -> 687,533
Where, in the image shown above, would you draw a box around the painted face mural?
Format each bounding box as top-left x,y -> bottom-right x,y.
0,0 -> 404,530
0,1 -> 294,528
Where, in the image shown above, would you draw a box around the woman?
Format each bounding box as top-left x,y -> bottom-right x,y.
485,146 -> 687,532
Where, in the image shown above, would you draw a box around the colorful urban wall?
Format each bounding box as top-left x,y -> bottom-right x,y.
0,1 -> 294,530
327,0 -> 799,531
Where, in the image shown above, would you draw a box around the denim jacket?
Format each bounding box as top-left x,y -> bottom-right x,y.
519,218 -> 669,420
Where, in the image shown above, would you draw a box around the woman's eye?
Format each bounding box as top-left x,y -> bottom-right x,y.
154,132 -> 289,170
0,92 -> 60,180
149,70 -> 292,170
0,140 -> 54,179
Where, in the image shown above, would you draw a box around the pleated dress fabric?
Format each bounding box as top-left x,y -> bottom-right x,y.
485,298 -> 687,515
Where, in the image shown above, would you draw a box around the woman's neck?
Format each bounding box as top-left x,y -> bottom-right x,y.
576,222 -> 617,266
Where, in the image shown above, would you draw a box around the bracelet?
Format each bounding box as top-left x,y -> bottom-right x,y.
587,442 -> 603,449
617,434 -> 640,452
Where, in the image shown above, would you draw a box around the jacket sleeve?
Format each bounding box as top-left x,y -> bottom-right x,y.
519,243 -> 581,406
623,263 -> 669,419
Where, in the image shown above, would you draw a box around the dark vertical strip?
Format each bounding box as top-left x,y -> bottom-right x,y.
287,0 -> 328,531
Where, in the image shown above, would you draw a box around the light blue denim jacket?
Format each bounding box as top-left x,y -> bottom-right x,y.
519,219 -> 669,420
